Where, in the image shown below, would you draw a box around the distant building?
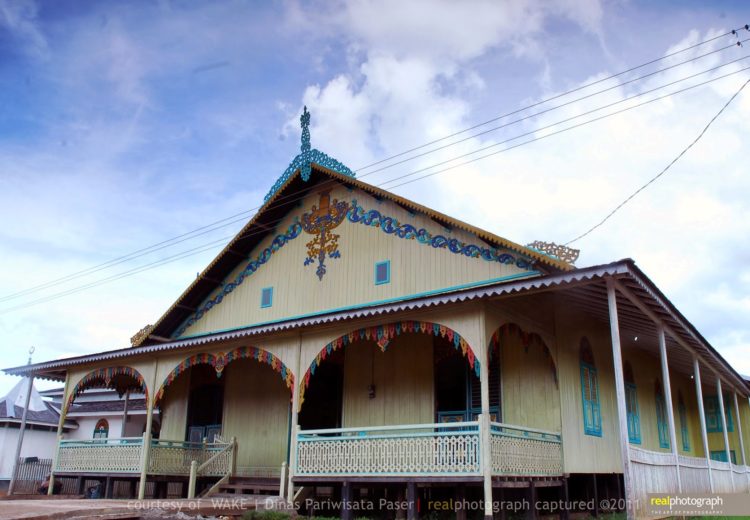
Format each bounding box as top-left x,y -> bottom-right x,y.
40,387 -> 154,441
0,378 -> 76,488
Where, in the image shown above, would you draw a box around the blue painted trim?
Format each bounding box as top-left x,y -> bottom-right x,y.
678,401 -> 690,452
298,430 -> 478,441
175,271 -> 541,340
580,361 -> 602,437
656,393 -> 670,449
705,395 -> 734,433
625,383 -> 641,445
374,260 -> 390,285
261,286 -> 273,308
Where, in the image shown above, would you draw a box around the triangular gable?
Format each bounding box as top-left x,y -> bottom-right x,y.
135,111 -> 574,347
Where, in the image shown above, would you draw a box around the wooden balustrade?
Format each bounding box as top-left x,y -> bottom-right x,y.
297,422 -> 481,476
489,422 -> 563,476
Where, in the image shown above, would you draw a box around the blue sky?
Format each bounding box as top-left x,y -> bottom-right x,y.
0,0 -> 749,395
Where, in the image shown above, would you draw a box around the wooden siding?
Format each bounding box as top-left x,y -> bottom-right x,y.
342,334 -> 434,428
180,185 -> 534,338
555,305 -> 623,473
159,371 -> 189,441
222,358 -> 290,470
669,371 -> 706,458
499,328 -> 560,432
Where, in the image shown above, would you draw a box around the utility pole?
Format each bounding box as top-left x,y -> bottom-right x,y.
8,347 -> 35,496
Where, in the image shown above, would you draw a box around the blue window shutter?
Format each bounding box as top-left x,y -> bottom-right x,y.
580,362 -> 602,436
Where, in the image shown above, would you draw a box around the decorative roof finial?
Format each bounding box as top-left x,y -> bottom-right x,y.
263,106 -> 356,202
300,106 -> 311,154
27,346 -> 34,365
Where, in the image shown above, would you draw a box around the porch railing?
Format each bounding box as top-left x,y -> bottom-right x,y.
490,422 -> 563,476
296,422 -> 481,476
54,436 -> 233,478
149,439 -> 230,477
56,437 -> 144,474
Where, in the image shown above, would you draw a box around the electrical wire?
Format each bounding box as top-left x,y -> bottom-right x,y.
1,63 -> 747,314
3,26 -> 745,304
564,76 -> 750,245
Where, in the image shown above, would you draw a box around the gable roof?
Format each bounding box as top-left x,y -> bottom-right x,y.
136,162 -> 573,347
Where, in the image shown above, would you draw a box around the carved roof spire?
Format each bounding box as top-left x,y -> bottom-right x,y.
301,105 -> 311,154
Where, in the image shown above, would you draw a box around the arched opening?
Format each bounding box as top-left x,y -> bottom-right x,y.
490,323 -> 559,431
65,366 -> 149,420
93,418 -> 109,439
156,347 -> 294,472
625,361 -> 641,444
298,321 -> 480,429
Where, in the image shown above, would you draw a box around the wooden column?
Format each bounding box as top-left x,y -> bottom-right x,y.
48,373 -> 71,496
407,480 -> 418,520
120,390 -> 130,438
693,358 -> 713,491
605,279 -> 635,520
479,309 -> 493,520
138,359 -> 159,500
341,481 -> 353,520
716,378 -> 735,491
657,326 -> 681,492
287,333 -> 302,503
8,375 -> 35,496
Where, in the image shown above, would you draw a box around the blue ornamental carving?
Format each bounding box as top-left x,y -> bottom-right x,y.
264,107 -> 356,202
174,221 -> 303,337
347,200 -> 534,270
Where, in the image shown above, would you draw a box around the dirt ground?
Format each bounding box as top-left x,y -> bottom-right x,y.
0,495 -> 284,519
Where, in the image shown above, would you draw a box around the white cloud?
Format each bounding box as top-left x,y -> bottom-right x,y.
0,0 -> 47,58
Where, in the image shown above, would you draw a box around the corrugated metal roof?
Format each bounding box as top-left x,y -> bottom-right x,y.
4,259 -> 748,394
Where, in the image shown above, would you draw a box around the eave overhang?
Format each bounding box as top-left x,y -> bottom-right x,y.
6,259 -> 749,395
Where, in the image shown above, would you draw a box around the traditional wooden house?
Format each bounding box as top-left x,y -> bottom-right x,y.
5,109 -> 750,519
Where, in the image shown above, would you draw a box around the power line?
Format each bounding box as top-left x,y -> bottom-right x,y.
354,25 -> 749,173
358,38 -> 749,179
3,26 -> 744,304
564,76 -> 750,245
379,59 -> 750,190
1,63 -> 747,315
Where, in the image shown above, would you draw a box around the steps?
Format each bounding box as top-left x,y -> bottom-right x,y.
210,476 -> 281,498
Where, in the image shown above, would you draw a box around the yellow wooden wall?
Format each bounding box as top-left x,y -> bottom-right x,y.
555,303 -> 623,474
222,358 -> 291,469
669,371 -> 705,458
499,331 -> 560,431
739,397 -> 750,464
342,335 -> 434,427
180,184 -> 535,338
622,349 -> 666,453
159,371 -> 189,441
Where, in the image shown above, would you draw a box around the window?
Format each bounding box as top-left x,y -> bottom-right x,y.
655,381 -> 669,449
710,450 -> 737,464
580,338 -> 602,436
374,260 -> 390,285
260,287 -> 273,308
678,393 -> 690,452
624,362 -> 640,444
705,395 -> 734,433
93,419 -> 109,440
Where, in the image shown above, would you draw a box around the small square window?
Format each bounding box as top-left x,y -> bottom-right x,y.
260,287 -> 273,308
374,261 -> 390,285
